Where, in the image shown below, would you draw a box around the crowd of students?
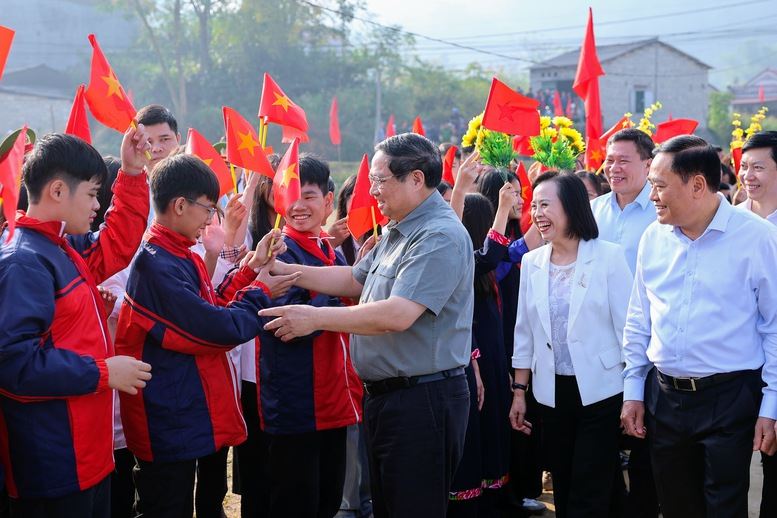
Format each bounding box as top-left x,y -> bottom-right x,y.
1,100 -> 777,518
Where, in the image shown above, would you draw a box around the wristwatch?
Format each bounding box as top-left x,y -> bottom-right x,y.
511,382 -> 528,391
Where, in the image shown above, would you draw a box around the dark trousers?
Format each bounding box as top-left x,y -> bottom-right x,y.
645,368 -> 761,518
364,374 -> 470,518
538,375 -> 622,518
611,434 -> 659,518
195,448 -> 228,518
235,380 -> 271,517
266,427 -> 347,518
134,448 -> 228,518
9,475 -> 110,518
111,447 -> 137,518
761,452 -> 777,517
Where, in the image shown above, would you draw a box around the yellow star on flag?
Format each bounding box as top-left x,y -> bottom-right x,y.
521,185 -> 530,199
202,158 -> 213,166
281,163 -> 299,187
101,71 -> 124,99
590,149 -> 604,163
237,131 -> 259,156
272,92 -> 292,111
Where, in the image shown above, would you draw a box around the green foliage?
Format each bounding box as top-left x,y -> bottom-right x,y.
529,134 -> 578,171
708,91 -> 733,143
91,0 -> 497,162
478,131 -> 516,172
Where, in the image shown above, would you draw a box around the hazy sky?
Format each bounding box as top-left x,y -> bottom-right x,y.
360,0 -> 777,87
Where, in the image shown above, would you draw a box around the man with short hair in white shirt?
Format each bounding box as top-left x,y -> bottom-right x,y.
622,135 -> 777,518
738,130 -> 777,516
591,127 -> 659,517
591,128 -> 657,272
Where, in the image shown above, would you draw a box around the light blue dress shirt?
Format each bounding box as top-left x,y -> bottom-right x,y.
623,195 -> 777,419
591,182 -> 656,273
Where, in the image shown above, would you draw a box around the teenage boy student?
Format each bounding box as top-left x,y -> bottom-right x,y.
256,155 -> 363,517
0,128 -> 154,518
115,154 -> 298,517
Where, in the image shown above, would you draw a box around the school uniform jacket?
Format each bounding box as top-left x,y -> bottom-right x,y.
256,228 -> 363,435
115,224 -> 272,462
0,171 -> 149,498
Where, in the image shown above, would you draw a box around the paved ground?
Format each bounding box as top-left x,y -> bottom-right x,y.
220,450 -> 766,517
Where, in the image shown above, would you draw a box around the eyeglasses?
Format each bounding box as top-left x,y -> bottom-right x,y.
368,171 -> 411,187
184,198 -> 222,222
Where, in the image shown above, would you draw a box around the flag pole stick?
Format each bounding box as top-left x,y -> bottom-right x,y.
267,213 -> 282,258
230,163 -> 238,194
370,206 -> 378,242
130,120 -> 153,161
261,117 -> 269,148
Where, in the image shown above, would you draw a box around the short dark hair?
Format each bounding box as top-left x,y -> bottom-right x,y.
137,104 -> 178,134
327,176 -> 336,194
298,154 -> 330,195
533,172 -> 599,241
742,130 -> 777,169
575,170 -> 603,196
608,128 -> 655,160
436,181 -> 452,196
654,135 -> 720,192
151,154 -> 219,213
375,133 -> 442,188
23,133 -> 107,204
93,155 -> 122,231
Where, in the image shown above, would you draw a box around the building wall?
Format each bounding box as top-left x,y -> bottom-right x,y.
601,43 -> 709,129
3,0 -> 136,73
0,92 -> 71,137
529,42 -> 711,132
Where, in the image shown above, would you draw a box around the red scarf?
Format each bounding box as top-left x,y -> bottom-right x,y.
282,225 -> 336,266
145,222 -> 215,304
14,211 -> 112,347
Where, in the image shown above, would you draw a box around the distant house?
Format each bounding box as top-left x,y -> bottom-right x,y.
1,0 -> 136,138
0,65 -> 74,136
730,68 -> 777,113
529,38 -> 712,133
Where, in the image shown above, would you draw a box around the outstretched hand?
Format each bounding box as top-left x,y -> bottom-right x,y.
120,121 -> 152,175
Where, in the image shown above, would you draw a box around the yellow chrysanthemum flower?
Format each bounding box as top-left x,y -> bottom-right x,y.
540,116 -> 551,129
552,116 -> 573,128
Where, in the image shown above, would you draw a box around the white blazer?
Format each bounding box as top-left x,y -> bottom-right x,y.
512,238 -> 633,407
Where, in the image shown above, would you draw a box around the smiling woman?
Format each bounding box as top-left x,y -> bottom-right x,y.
512,171 -> 632,517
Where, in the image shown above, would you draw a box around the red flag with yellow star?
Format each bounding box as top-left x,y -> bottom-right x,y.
482,77 -> 540,137
258,73 -> 309,142
347,154 -> 388,239
516,161 -> 533,234
84,34 -> 136,133
412,116 -> 425,136
0,125 -> 27,242
65,84 -> 92,144
222,106 -> 275,179
573,8 -> 605,169
185,128 -> 234,196
273,138 -> 301,218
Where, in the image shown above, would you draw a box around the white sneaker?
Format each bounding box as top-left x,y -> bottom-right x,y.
522,498 -> 547,514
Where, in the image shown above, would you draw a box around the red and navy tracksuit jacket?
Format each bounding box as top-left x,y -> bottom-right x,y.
0,171 -> 149,499
257,226 -> 363,435
115,223 -> 272,462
